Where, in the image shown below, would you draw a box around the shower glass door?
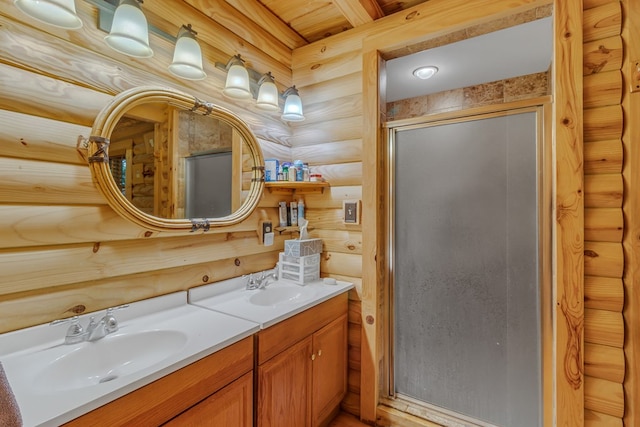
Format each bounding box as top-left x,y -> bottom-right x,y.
389,109 -> 543,426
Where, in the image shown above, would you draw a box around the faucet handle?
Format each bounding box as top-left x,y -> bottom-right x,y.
244,273 -> 259,289
104,304 -> 129,333
107,304 -> 129,313
50,316 -> 85,344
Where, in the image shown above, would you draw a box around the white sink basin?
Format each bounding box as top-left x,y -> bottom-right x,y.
34,330 -> 188,393
248,285 -> 316,307
0,292 -> 260,427
189,275 -> 354,329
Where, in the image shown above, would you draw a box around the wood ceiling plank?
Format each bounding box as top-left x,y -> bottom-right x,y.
333,0 -> 384,27
142,0 -> 292,75
223,0 -> 308,49
182,0 -> 293,65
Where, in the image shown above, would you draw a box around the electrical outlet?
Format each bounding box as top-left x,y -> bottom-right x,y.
343,200 -> 361,224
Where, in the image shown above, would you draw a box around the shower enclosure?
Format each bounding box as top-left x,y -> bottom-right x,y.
387,108 -> 548,426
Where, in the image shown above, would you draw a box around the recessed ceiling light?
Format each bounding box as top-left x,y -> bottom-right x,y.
413,66 -> 439,80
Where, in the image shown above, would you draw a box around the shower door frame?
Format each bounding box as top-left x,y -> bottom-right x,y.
383,101 -> 554,426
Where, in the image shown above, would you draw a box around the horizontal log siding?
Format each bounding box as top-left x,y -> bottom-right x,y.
0,1 -> 293,332
622,0 -> 640,425
291,48 -> 365,417
582,1 -> 625,424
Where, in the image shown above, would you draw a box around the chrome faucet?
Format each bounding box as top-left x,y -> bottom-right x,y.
245,265 -> 278,290
51,305 -> 129,344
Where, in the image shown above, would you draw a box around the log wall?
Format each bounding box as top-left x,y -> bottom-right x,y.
621,1 -> 640,426
582,1 -> 625,425
0,0 -> 292,332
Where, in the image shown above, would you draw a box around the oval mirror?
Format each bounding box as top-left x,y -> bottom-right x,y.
88,86 -> 264,232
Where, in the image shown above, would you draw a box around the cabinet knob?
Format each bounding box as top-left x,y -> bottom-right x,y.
318,349 -> 322,357
311,353 -> 316,361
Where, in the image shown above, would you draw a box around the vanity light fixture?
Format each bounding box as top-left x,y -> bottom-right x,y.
168,24 -> 206,80
217,55 -> 305,121
256,72 -> 280,111
104,0 -> 153,58
222,54 -> 252,99
412,65 -> 439,80
281,86 -> 305,122
14,0 -> 83,29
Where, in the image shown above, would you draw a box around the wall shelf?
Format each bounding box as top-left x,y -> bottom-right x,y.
274,225 -> 315,235
265,181 -> 329,194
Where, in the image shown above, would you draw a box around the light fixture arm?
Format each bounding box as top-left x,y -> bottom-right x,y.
282,86 -> 300,98
258,71 -> 276,86
225,54 -> 246,71
178,23 -> 197,39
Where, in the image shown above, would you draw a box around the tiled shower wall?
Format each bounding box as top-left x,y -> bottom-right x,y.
386,71 -> 550,121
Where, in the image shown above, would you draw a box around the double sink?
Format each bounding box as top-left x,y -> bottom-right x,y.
0,275 -> 352,427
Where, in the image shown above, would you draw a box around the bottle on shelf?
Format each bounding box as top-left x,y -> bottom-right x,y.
297,198 -> 305,222
290,202 -> 298,226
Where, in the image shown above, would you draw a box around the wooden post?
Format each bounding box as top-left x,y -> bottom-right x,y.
553,0 -> 585,424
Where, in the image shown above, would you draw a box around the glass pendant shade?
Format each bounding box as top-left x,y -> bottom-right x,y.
223,55 -> 251,99
169,25 -> 206,80
281,86 -> 305,122
14,0 -> 82,29
104,0 -> 153,58
256,72 -> 279,111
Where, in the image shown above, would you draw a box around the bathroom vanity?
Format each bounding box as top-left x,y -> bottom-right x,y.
0,278 -> 353,426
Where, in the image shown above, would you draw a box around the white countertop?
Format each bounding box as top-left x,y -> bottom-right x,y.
0,292 -> 260,427
0,275 -> 353,427
188,276 -> 354,328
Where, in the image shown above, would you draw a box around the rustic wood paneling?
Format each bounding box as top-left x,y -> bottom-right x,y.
585,409 -> 623,427
582,0 -> 625,423
554,0 -> 585,424
292,140 -> 363,166
585,276 -> 624,312
622,0 -> 640,425
584,208 -> 623,242
585,308 -> 624,348
584,140 -> 623,174
0,251 -> 280,333
584,376 -> 624,418
583,105 -> 623,142
584,173 -> 623,208
583,71 -> 622,108
582,2 -> 622,43
585,343 -> 625,383
0,110 -> 90,164
0,157 -> 104,205
584,241 -> 624,278
0,0 -> 295,336
583,36 -> 623,76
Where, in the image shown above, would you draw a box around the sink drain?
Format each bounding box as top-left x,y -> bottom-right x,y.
99,374 -> 118,384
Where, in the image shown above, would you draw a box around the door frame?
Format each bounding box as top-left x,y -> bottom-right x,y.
383,103 -> 553,426
360,0 -> 584,425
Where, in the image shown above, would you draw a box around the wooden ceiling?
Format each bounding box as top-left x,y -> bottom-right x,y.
191,0 -> 430,48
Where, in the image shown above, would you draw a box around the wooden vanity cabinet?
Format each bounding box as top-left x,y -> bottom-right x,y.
164,371 -> 253,426
256,294 -> 348,427
64,335 -> 254,427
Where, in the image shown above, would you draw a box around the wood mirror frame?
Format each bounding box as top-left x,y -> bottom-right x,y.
88,86 -> 265,232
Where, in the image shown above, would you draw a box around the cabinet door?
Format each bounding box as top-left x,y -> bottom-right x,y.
311,314 -> 348,427
257,336 -> 313,427
164,371 -> 253,427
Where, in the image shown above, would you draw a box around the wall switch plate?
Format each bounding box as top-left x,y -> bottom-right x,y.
343,200 -> 361,224
259,220 -> 273,245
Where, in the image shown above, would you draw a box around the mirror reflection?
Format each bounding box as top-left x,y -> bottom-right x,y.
107,102 -> 253,220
